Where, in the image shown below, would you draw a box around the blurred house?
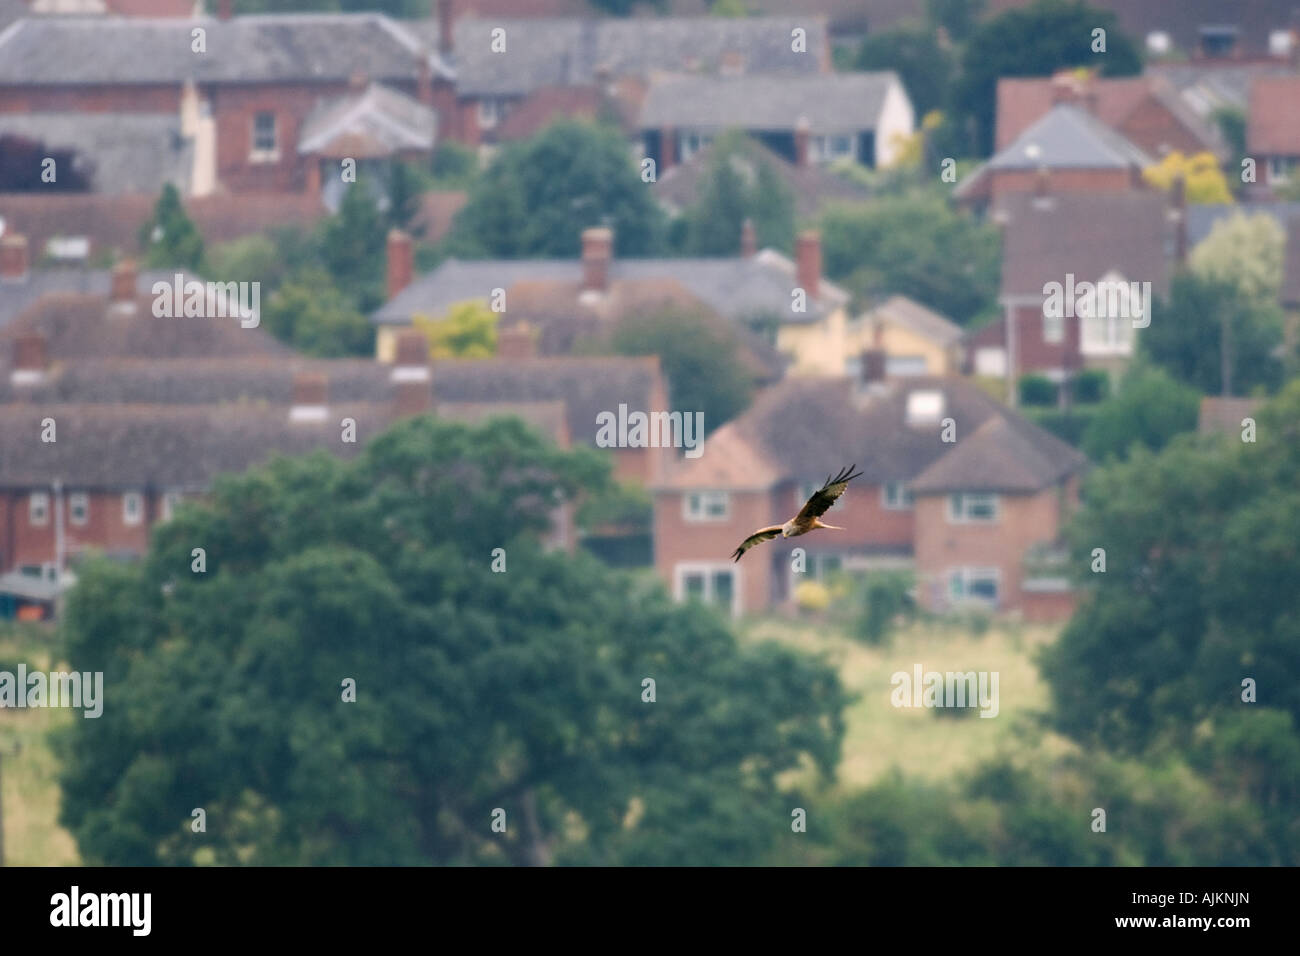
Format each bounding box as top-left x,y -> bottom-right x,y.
965,190 -> 1175,400
374,225 -> 853,378
651,372 -> 1086,619
955,103 -> 1154,206
1247,76 -> 1300,196
848,295 -> 965,378
996,70 -> 1226,162
639,71 -> 914,171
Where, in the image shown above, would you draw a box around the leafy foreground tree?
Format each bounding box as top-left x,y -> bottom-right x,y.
1080,363 -> 1200,462
57,417 -> 845,865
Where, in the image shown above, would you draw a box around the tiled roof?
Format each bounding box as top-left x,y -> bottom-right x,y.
0,112 -> 192,194
909,413 -> 1087,494
0,14 -> 453,85
495,85 -> 604,141
0,268 -> 196,328
651,136 -> 869,219
373,249 -> 848,325
1247,76 -> 1300,154
451,16 -> 828,97
298,83 -> 437,159
639,71 -> 898,133
993,190 -> 1172,299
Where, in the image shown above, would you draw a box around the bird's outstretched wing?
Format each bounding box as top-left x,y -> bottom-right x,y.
795,464 -> 864,523
731,525 -> 784,562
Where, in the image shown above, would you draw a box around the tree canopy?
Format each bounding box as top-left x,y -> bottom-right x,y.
57,416 -> 844,865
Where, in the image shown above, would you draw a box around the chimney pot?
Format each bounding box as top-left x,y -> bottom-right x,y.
740,218 -> 757,257
386,229 -> 414,301
861,349 -> 887,385
581,227 -> 613,293
795,230 -> 821,300
0,234 -> 28,282
290,371 -> 329,421
14,332 -> 47,373
394,328 -> 428,367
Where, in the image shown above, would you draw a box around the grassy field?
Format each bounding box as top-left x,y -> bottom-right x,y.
741,613 -> 1071,790
0,623 -> 80,866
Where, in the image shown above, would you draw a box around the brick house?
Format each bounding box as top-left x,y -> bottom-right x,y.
1247,76 -> 1300,194
955,103 -> 1154,207
0,12 -> 454,196
965,190 -> 1174,400
651,372 -> 1086,619
996,71 -> 1226,163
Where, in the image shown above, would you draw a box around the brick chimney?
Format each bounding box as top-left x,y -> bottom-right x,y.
11,332 -> 47,386
794,116 -> 811,167
391,329 -> 433,415
795,230 -> 821,299
110,259 -> 137,306
861,348 -> 887,385
438,0 -> 454,55
659,127 -> 676,172
497,320 -> 536,359
740,218 -> 757,257
0,234 -> 28,283
387,229 -> 414,301
289,371 -> 329,422
581,227 -> 613,294
217,0 -> 233,21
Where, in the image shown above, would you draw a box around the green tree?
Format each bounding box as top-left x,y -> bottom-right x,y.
57,417 -> 845,865
607,306 -> 757,433
412,300 -> 497,358
1142,272 -> 1284,396
954,0 -> 1142,155
448,119 -> 666,258
853,29 -> 954,118
927,0 -> 986,43
1044,380 -> 1300,753
139,183 -> 204,270
315,183 -> 388,313
1188,211 -> 1285,306
1080,364 -> 1200,462
679,131 -> 795,255
819,193 -> 1000,324
260,268 -> 374,357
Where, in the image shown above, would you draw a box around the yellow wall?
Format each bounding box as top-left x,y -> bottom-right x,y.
776,307 -> 848,376
376,326 -> 401,362
845,318 -> 954,376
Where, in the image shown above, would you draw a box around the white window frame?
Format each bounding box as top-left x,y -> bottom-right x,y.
1268,156 -> 1295,184
948,566 -> 1001,607
674,561 -> 741,617
811,133 -> 855,163
161,490 -> 183,521
29,491 -> 49,527
123,491 -> 145,527
1042,308 -> 1064,344
679,130 -> 714,163
250,112 -> 278,161
947,492 -> 999,524
69,492 -> 89,527
683,490 -> 730,522
882,481 -> 913,511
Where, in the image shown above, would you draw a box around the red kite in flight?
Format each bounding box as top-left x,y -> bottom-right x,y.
730,465 -> 863,561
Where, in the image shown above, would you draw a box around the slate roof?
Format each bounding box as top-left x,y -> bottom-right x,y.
0,14 -> 453,85
451,16 -> 828,97
0,268 -> 188,328
373,249 -> 849,326
298,83 -> 436,158
0,112 -> 192,194
909,414 -> 1087,494
1149,61 -> 1293,119
639,71 -> 898,133
987,103 -> 1153,171
993,190 -> 1173,299
651,136 -> 870,219
658,373 -> 1084,493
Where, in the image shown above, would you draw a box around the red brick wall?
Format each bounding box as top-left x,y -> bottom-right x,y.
1120,96 -> 1211,158
913,485 -> 1068,614
970,304 -> 1083,380
988,167 -> 1140,200
0,489 -> 159,572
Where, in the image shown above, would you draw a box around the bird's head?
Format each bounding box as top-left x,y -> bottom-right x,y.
781,521 -> 795,538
